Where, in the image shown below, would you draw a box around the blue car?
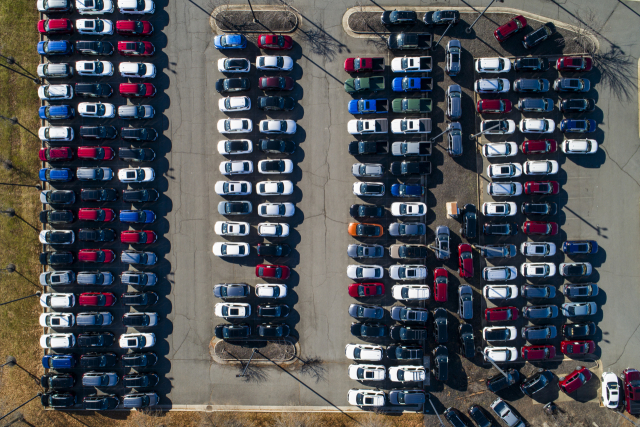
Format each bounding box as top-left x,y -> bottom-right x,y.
120,210 -> 155,224
39,105 -> 75,120
42,354 -> 76,369
392,77 -> 432,92
39,168 -> 74,182
391,184 -> 425,197
562,240 -> 598,255
214,34 -> 247,50
37,40 -> 74,56
559,119 -> 596,133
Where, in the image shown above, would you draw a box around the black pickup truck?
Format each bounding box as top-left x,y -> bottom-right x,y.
387,33 -> 432,50
390,161 -> 431,176
348,140 -> 389,156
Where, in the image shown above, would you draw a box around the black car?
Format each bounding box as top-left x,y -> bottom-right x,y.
215,78 -> 250,93
78,332 -> 114,348
520,370 -> 554,396
395,245 -> 428,258
483,222 -> 518,236
80,352 -> 118,368
461,204 -> 477,239
486,369 -> 521,392
121,127 -> 158,142
562,322 -> 596,338
459,324 -> 475,359
522,202 -> 557,216
220,201 -> 251,215
43,190 -> 75,205
257,323 -> 290,338
123,373 -> 159,388
389,161 -> 431,176
350,322 -> 386,338
214,283 -> 250,298
40,251 -> 73,266
257,304 -> 290,318
259,139 -> 295,154
221,140 -> 251,155
80,188 -> 118,202
40,210 -> 74,224
83,394 -> 119,410
468,405 -> 492,427
121,352 -> 158,368
256,243 -> 291,257
119,148 -> 156,162
349,204 -> 384,219
41,373 -> 75,390
214,323 -> 251,339
387,345 -> 423,360
514,57 -> 550,71
433,308 -> 448,344
122,312 -> 157,327
523,24 -> 553,49
75,83 -> 114,99
123,189 -> 159,203
41,392 -> 76,408
389,325 -> 426,341
444,407 -> 468,427
76,40 -> 114,55
257,96 -> 295,111
424,10 -> 460,25
381,10 -> 417,25
121,292 -> 158,306
560,98 -> 596,113
78,228 -> 116,242
434,346 -> 448,381
259,160 -> 288,173
80,125 -> 117,139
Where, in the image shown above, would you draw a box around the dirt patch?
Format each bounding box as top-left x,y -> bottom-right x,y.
213,10 -> 297,33
211,338 -> 296,362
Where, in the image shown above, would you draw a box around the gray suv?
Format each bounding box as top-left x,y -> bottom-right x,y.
520,284 -> 555,299
77,271 -> 113,286
446,84 -> 462,120
82,372 -> 118,387
522,305 -> 558,319
122,392 -> 158,409
77,167 -> 113,181
76,312 -> 113,326
458,285 -> 473,320
447,122 -> 462,157
513,78 -> 549,93
445,40 -> 461,76
121,250 -> 157,266
521,325 -> 557,340
515,98 -> 554,112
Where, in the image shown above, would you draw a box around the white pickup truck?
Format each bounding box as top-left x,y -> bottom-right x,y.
391,56 -> 433,73
347,119 -> 388,135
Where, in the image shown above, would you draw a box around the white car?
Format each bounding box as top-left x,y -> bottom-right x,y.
214,303 -> 251,319
391,202 -> 426,216
39,230 -> 75,244
481,120 -> 516,134
353,182 -> 385,197
212,242 -> 250,257
39,313 -> 75,328
118,0 -> 155,14
482,326 -> 517,341
40,293 -> 75,308
40,271 -> 75,286
347,389 -> 385,407
348,364 -> 386,381
487,182 -> 523,197
214,221 -> 250,236
352,163 -> 384,178
391,284 -> 430,301
482,202 -> 517,217
217,119 -> 252,134
388,366 -> 426,382
389,265 -> 427,280
601,372 -> 621,409
475,57 -> 511,73
217,139 -> 252,155
255,284 -> 287,299
218,96 -> 251,112
257,223 -> 289,237
487,163 -> 522,179
77,0 -> 114,14
482,266 -> 517,281
520,262 -> 556,278
519,118 -> 555,133
484,347 -> 518,362
217,58 -> 250,73
523,160 -> 559,175
257,159 -> 294,174
347,265 -> 383,280
474,78 -> 510,93
40,333 -> 75,349
76,18 -> 114,35
520,242 -> 556,257
118,168 -> 155,182
259,119 -> 296,134
119,333 -> 156,348
76,60 -> 113,76
483,285 -> 518,300
561,139 -> 598,154
256,180 -> 294,196
39,126 -> 74,142
119,62 -> 156,78
214,180 -> 251,196
390,119 -> 430,134
258,203 -> 295,217
256,55 -> 294,71
482,142 -> 518,157
77,102 -> 116,118
38,84 -> 73,101
345,344 -> 383,361
219,160 -> 253,176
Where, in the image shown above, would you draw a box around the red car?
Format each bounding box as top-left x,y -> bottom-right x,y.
476,99 -> 512,114
348,283 -> 384,298
119,83 -> 156,98
256,264 -> 290,280
494,15 -> 527,42
117,41 -> 155,56
78,249 -> 115,263
521,139 -> 557,154
39,147 -> 73,162
433,268 -> 448,302
556,56 -> 592,72
523,221 -> 558,236
77,146 -> 115,161
78,208 -> 115,222
521,345 -> 556,360
524,181 -> 559,195
257,34 -> 293,50
38,18 -> 73,35
121,230 -> 157,244
258,76 -> 294,91
559,367 -> 592,394
561,340 -> 595,355
458,244 -> 473,278
116,20 -> 154,36
485,306 -> 518,322
79,292 -> 117,307
623,368 -> 640,415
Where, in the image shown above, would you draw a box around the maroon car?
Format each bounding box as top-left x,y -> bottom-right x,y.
117,41 -> 155,56
257,34 -> 293,50
521,139 -> 557,154
561,340 -> 595,355
523,221 -> 558,236
255,264 -> 290,280
559,367 -> 592,394
116,20 -> 154,36
556,56 -> 592,72
258,76 -> 294,91
521,345 -> 556,360
38,18 -> 73,35
119,83 -> 156,98
524,181 -> 559,195
348,283 -> 384,298
39,147 -> 73,162
494,15 -> 527,42
476,99 -> 512,114
485,306 -> 518,322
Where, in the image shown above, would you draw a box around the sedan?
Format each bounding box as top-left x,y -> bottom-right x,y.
215,78 -> 250,94
347,265 -> 384,280
219,160 -> 253,176
520,118 -> 555,134
524,181 -> 559,195
217,119 -> 252,134
350,204 -> 384,219
218,96 -> 251,112
76,60 -> 113,76
559,367 -> 592,394
560,119 -> 596,133
458,244 -> 473,278
348,283 -> 385,298
258,76 -> 294,91
258,202 -> 295,217
256,264 -> 290,280
601,372 -> 621,409
521,139 -> 557,154
257,34 -> 293,50
556,56 -> 593,72
347,244 -> 383,258
257,223 -> 289,238
561,340 -> 595,355
256,180 -> 294,196
520,262 -> 556,278
554,78 -> 590,92
214,283 -> 250,299
217,58 -> 250,73
559,262 -> 592,277
562,322 -> 596,338
218,201 -> 252,215
78,102 -> 116,118
523,221 -> 558,236
214,221 -> 250,236
562,302 -> 597,317
255,284 -> 287,299
256,55 -> 293,71
259,120 -> 296,134
78,249 -> 115,263
214,181 -> 251,196
561,139 -> 598,154
391,202 -> 426,217
212,242 -> 249,257
475,57 -> 511,73
258,160 -> 294,174
213,34 -> 247,49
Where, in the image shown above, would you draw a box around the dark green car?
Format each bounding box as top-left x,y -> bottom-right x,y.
392,97 -> 432,113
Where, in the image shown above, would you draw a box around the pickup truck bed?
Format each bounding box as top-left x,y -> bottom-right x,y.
348,140 -> 389,156
390,161 -> 431,176
392,141 -> 433,156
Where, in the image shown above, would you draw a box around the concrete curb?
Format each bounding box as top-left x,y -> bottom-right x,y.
210,5 -> 299,35
209,337 -> 300,365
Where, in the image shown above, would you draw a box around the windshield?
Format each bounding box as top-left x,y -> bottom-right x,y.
137,63 -> 147,75
353,58 -> 360,70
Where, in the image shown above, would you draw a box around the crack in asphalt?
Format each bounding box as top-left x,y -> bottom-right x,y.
600,145 -> 640,187
605,319 -> 640,369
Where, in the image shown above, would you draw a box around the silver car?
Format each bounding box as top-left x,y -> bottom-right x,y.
445,40 -> 461,76
347,244 -> 384,259
562,302 -> 597,317
434,225 -> 450,260
458,285 -> 473,320
352,163 -> 384,178
521,325 -> 557,341
446,84 -> 462,120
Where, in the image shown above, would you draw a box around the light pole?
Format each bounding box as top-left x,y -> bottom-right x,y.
0,292 -> 41,307
432,21 -> 456,51
247,0 -> 258,22
430,123 -> 455,143
0,183 -> 41,190
425,393 -> 445,426
466,0 -> 504,34
469,121 -> 502,140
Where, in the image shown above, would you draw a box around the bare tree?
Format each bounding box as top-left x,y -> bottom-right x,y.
298,356 -> 327,383
350,0 -> 371,32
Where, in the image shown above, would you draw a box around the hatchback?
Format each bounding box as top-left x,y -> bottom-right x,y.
258,34 -> 293,50
554,78 -> 590,92
78,208 -> 115,222
118,41 -> 154,56
521,139 -> 557,154
494,15 -> 527,42
523,25 -> 553,49
116,20 -> 153,36
521,370 -> 554,396
559,367 -> 592,394
477,98 -> 512,114
485,306 -> 518,322
39,105 -> 75,121
524,181 -> 559,195
556,56 -> 592,71
561,340 -> 595,355
38,40 -> 74,56
120,83 -> 156,98
560,119 -> 596,133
